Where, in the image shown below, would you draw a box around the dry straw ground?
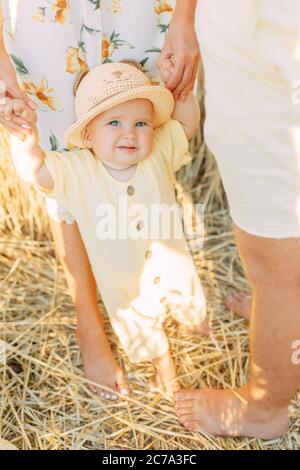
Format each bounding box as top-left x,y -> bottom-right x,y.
0,81 -> 299,450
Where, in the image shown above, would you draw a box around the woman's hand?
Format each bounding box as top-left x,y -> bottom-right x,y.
0,95 -> 37,141
0,52 -> 36,139
156,17 -> 200,102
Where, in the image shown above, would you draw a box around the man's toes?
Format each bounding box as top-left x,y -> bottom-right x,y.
224,291 -> 252,320
236,292 -> 247,301
174,389 -> 197,403
176,412 -> 200,432
225,291 -> 250,307
176,405 -> 194,417
184,421 -> 198,432
224,293 -> 236,308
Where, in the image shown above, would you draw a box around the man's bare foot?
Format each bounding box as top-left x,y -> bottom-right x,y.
224,291 -> 252,321
181,318 -> 211,336
152,350 -> 180,397
174,386 -> 289,439
77,319 -> 129,401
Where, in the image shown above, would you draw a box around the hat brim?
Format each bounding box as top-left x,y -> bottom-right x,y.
64,85 -> 174,148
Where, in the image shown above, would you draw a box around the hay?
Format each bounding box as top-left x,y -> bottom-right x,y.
0,77 -> 299,450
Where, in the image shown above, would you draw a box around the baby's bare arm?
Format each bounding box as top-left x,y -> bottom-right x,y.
171,91 -> 200,140
161,57 -> 200,140
6,98 -> 54,190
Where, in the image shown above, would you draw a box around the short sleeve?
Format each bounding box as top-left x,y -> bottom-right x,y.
34,150 -> 77,209
153,119 -> 192,173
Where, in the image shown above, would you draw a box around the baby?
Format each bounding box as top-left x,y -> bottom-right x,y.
6,60 -> 210,399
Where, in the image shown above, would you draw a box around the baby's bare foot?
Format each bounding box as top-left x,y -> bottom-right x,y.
181,318 -> 211,336
175,386 -> 289,439
77,320 -> 129,401
152,350 -> 180,397
224,291 -> 252,321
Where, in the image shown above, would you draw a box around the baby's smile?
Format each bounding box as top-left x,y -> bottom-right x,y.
117,145 -> 137,151
84,98 -> 154,171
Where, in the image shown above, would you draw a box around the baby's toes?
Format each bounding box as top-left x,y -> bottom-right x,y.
183,319 -> 211,336
197,318 -> 211,336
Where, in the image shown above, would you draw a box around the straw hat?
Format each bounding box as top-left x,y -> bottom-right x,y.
64,61 -> 174,148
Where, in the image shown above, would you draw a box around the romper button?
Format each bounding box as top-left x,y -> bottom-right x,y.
127,185 -> 135,196
137,220 -> 144,231
153,276 -> 160,284
145,250 -> 152,259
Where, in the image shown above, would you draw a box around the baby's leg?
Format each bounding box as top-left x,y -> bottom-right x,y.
112,307 -> 179,397
152,349 -> 180,397
50,219 -> 129,401
170,276 -> 211,336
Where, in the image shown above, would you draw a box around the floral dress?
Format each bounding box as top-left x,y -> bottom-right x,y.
1,0 -> 175,149
1,0 -> 176,222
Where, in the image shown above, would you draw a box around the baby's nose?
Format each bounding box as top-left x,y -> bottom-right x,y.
122,126 -> 136,138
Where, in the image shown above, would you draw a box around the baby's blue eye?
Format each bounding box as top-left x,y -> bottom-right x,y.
136,122 -> 147,127
109,120 -> 121,126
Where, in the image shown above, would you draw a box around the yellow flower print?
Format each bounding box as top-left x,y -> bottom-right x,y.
49,131 -> 75,151
51,0 -> 70,25
102,34 -> 113,61
154,1 -> 173,33
148,74 -> 162,86
32,8 -> 46,23
23,78 -> 60,111
9,55 -> 62,112
66,47 -> 89,75
154,1 -> 173,15
32,1 -> 70,25
102,32 -> 134,63
107,0 -> 122,14
66,142 -> 77,151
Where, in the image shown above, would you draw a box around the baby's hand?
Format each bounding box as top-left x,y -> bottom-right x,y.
0,93 -> 37,141
160,55 -> 176,85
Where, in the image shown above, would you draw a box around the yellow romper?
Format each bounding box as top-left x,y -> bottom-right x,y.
36,119 -> 207,363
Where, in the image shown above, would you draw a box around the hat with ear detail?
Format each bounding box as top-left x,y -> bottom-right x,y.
64,62 -> 174,148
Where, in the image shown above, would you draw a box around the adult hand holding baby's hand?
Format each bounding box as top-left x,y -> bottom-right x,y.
156,14 -> 200,102
0,87 -> 38,142
159,56 -> 175,86
0,80 -> 37,141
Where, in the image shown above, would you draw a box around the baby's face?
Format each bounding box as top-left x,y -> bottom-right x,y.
84,99 -> 154,170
